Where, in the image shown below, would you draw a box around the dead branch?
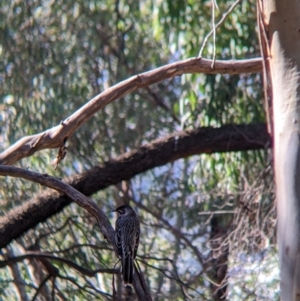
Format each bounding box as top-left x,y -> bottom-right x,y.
198,0 -> 241,58
0,166 -> 152,301
0,251 -> 118,277
0,123 -> 270,250
0,57 -> 262,166
0,166 -> 116,251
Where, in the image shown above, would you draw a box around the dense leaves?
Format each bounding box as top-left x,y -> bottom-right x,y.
0,0 -> 277,300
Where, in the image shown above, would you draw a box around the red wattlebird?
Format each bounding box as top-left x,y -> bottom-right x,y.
113,205 -> 140,285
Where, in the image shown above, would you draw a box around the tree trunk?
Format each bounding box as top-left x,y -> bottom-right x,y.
260,1 -> 300,299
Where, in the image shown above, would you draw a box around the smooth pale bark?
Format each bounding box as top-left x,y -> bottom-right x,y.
0,57 -> 262,166
261,1 -> 300,299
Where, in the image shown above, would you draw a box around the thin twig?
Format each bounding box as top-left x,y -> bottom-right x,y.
198,0 -> 241,58
211,0 -> 217,68
31,275 -> 52,301
0,166 -> 152,300
0,252 -> 119,277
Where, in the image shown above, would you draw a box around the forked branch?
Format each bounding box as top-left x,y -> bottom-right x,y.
0,165 -> 152,301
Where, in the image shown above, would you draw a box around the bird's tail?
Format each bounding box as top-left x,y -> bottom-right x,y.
122,255 -> 133,285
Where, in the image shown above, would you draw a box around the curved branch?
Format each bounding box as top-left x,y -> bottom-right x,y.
0,167 -> 152,300
0,123 -> 269,250
31,274 -> 52,301
0,251 -> 118,277
58,274 -> 111,298
199,0 -> 241,58
0,57 -> 262,166
137,202 -> 205,266
0,166 -> 116,253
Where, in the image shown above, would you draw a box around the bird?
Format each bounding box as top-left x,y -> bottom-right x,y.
113,205 -> 140,286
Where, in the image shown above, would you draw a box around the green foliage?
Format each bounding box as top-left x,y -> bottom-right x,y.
0,0 -> 277,299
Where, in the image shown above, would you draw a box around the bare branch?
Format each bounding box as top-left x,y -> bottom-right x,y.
0,57 -> 262,166
137,202 -> 205,265
211,0 -> 217,67
0,166 -> 116,251
0,166 -> 152,300
198,0 -> 242,58
0,123 -> 269,250
0,251 -> 118,277
58,274 -> 111,299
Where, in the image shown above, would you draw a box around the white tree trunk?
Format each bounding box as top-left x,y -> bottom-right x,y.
261,1 -> 300,299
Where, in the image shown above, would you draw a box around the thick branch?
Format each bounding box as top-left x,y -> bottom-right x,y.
0,123 -> 269,250
0,57 -> 262,166
0,167 -> 151,300
0,166 -> 116,253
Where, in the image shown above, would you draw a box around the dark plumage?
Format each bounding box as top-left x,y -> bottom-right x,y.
113,205 -> 140,285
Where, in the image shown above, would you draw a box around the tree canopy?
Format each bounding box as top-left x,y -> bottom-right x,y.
0,0 -> 277,300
